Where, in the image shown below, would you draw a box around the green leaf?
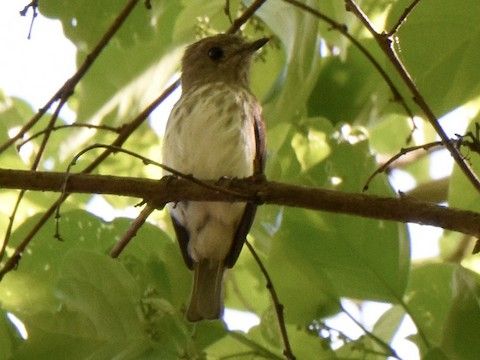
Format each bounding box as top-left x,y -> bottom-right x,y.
0,94 -> 35,169
335,336 -> 389,360
39,0 -> 183,161
267,127 -> 408,324
404,263 -> 457,350
286,325 -> 335,359
307,38 -> 395,124
1,209 -> 190,313
387,0 -> 480,116
248,320 -> 336,359
257,0 -> 322,122
206,330 -> 267,358
224,250 -> 270,314
423,347 -> 450,360
0,210 -> 117,312
55,250 -> 143,339
291,117 -> 332,171
267,208 -> 340,323
2,209 -> 210,358
372,305 -> 405,344
369,114 -> 413,155
0,309 -> 23,359
441,267 -> 480,360
336,305 -> 406,359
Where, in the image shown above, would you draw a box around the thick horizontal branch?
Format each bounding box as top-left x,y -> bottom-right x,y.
1,168 -> 479,237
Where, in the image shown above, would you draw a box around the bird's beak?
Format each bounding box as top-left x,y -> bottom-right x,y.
243,37 -> 270,53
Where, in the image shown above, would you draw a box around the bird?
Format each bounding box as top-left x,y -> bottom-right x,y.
162,33 -> 268,321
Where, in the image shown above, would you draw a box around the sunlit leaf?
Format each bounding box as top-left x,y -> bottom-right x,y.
387,0 -> 480,116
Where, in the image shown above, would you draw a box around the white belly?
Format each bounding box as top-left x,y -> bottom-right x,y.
162,83 -> 256,261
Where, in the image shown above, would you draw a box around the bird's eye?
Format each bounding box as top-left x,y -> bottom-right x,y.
207,46 -> 224,61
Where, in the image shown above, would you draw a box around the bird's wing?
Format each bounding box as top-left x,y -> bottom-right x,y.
225,102 -> 266,268
252,102 -> 267,175
171,214 -> 194,270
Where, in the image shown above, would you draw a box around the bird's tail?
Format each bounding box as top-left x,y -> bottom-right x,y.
186,259 -> 224,322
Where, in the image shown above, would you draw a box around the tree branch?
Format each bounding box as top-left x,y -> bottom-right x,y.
0,0 -> 142,259
363,140 -> 445,191
281,0 -> 415,122
344,0 -> 480,194
0,168 -> 479,237
0,0 -> 141,154
0,96 -> 67,260
227,0 -> 267,34
246,241 -> 295,360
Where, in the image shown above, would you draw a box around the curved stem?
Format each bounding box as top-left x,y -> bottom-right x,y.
17,123 -> 119,150
246,241 -> 295,360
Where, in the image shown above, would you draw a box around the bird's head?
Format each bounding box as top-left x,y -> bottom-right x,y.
181,34 -> 269,91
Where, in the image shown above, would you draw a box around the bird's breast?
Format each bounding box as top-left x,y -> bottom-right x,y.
163,83 -> 257,179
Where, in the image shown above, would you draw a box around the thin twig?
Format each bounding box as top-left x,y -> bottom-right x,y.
339,302 -> 400,359
19,0 -> 38,39
245,241 -> 295,360
227,0 -> 267,34
363,140 -> 444,191
0,97 -> 67,260
281,0 -> 415,124
344,0 -> 480,194
0,0 -> 140,154
33,98 -> 68,169
0,194 -> 23,262
388,0 -> 422,35
0,0 -> 149,276
365,128 -> 480,192
17,123 -> 120,150
0,195 -> 67,280
110,205 -> 156,258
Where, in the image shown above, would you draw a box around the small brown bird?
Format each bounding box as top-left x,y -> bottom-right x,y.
162,34 -> 267,321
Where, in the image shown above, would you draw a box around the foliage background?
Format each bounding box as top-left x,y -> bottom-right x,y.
1,0 -> 480,359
